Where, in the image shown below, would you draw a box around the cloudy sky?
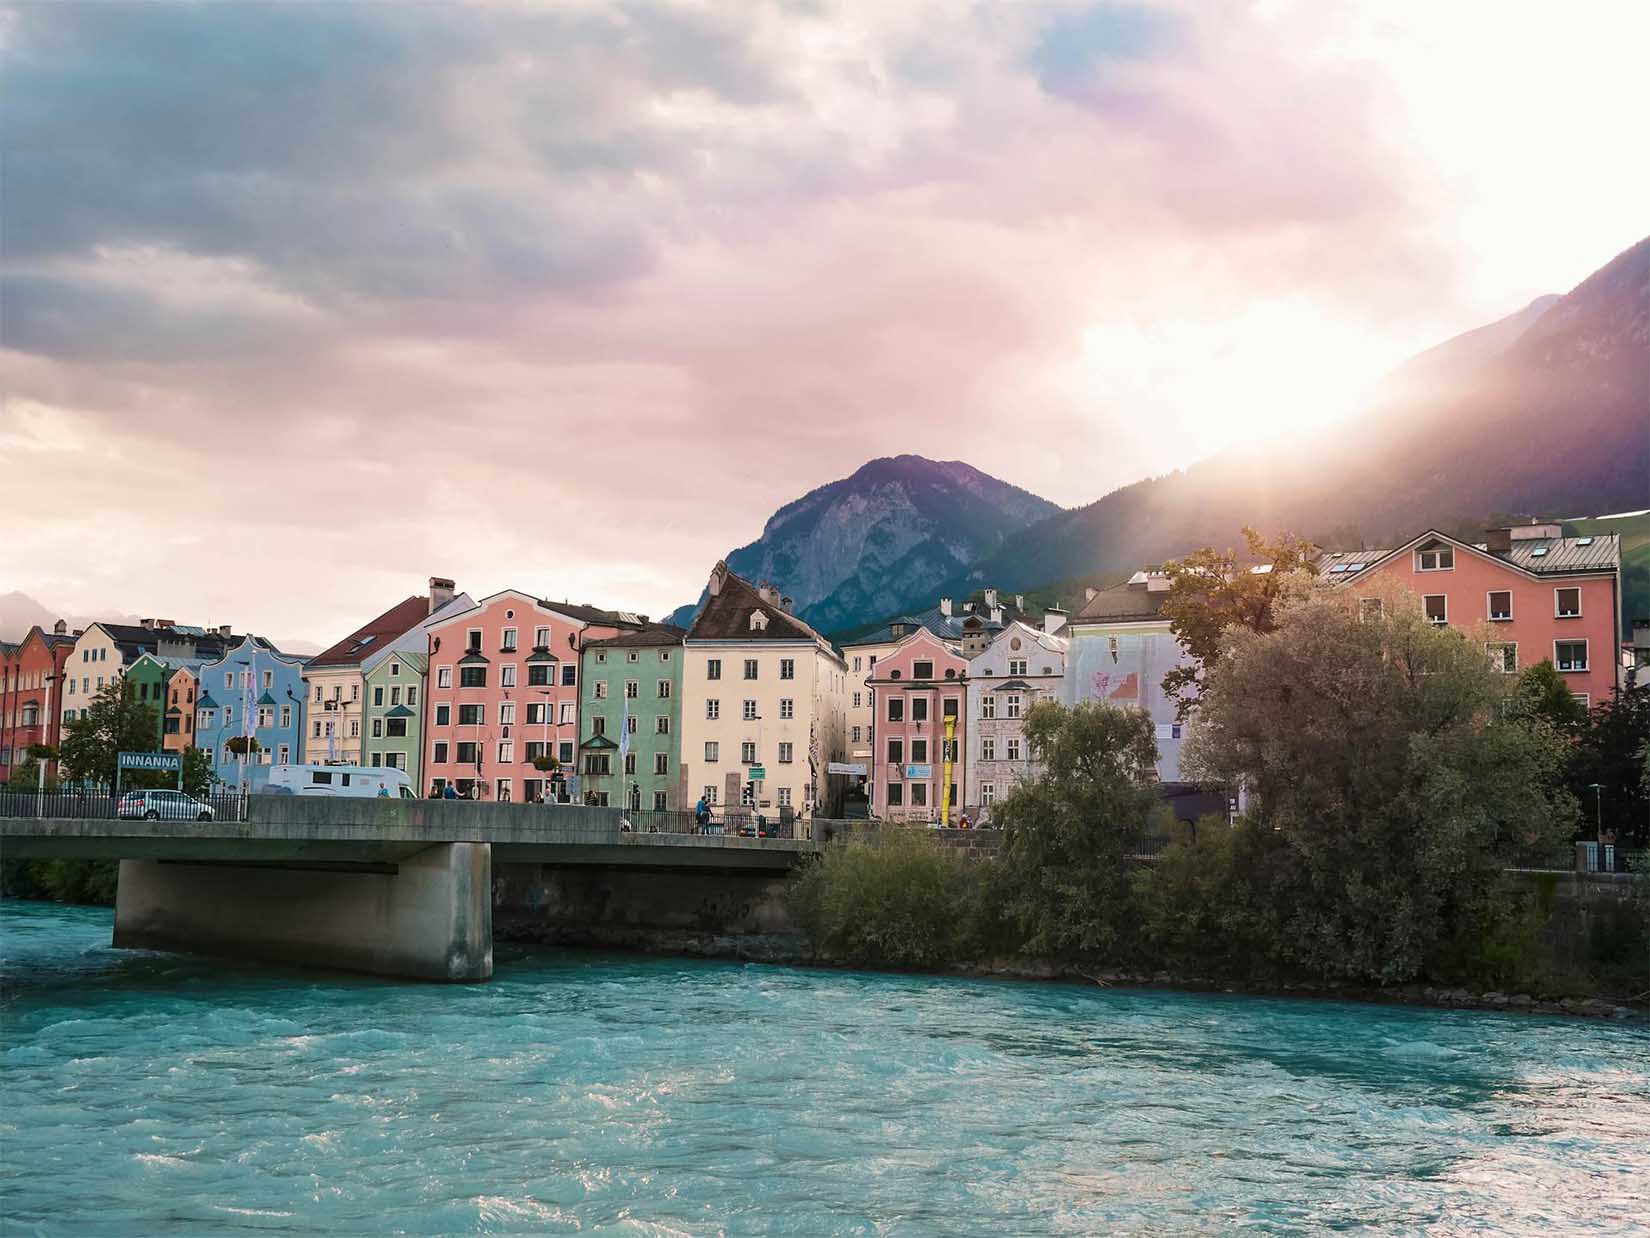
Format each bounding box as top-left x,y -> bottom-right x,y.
3,0 -> 1646,646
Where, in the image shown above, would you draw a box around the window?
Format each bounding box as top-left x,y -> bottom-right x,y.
498,741 -> 514,763
780,658 -> 795,680
703,784 -> 719,805
559,703 -> 574,725
437,667 -> 452,688
349,719 -> 360,738
501,665 -> 517,688
528,664 -> 552,687
627,714 -> 638,734
495,781 -> 512,807
654,791 -> 669,812
707,659 -> 721,680
886,784 -> 904,807
982,695 -> 996,719
389,686 -> 401,706
1555,640 -> 1588,672
981,782 -> 996,806
1555,588 -> 1581,618
1424,595 -> 1448,625
499,701 -> 516,725
1488,591 -> 1513,622
584,754 -> 611,776
592,716 -> 607,736
742,699 -> 757,721
706,699 -> 720,720
467,628 -> 483,652
407,686 -> 418,707
1486,643 -> 1518,674
654,752 -> 669,775
1006,737 -> 1021,760
743,659 -> 758,680
386,718 -> 407,738
226,672 -> 235,690
1006,694 -> 1022,719
351,683 -> 360,702
373,686 -> 384,707
1417,546 -> 1454,571
526,703 -> 546,725
853,656 -> 862,672
661,649 -> 671,662
1574,694 -> 1591,713
851,726 -> 861,743
776,787 -> 792,808
459,666 -> 487,688
456,741 -> 479,765
656,716 -> 670,735
313,721 -> 322,738
458,704 -> 483,726
852,692 -> 861,708
887,698 -> 904,723
779,698 -> 794,720
372,718 -> 384,738
911,739 -> 928,763
913,660 -> 933,680
277,744 -> 289,765
594,681 -> 609,700
625,679 -> 639,699
388,662 -> 400,678
778,742 -> 793,764
1008,659 -> 1027,676
535,627 -> 550,648
705,741 -> 720,762
741,741 -> 757,764
911,783 -> 928,807
502,628 -> 517,651
435,704 -> 451,726
942,697 -> 959,719
657,679 -> 672,699
981,736 -> 996,760
558,741 -> 574,763
911,697 -> 929,722
627,651 -> 638,663
560,665 -> 576,686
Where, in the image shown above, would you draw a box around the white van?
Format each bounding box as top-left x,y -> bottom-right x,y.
266,764 -> 415,799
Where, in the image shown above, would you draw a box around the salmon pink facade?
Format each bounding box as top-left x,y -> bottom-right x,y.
1324,526 -> 1620,708
0,624 -> 78,784
866,628 -> 969,824
423,590 -> 642,801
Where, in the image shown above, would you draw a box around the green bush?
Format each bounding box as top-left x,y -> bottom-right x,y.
793,829 -> 988,968
0,858 -> 119,905
1133,817 -> 1286,979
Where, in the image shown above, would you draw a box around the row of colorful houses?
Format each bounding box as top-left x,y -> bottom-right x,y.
0,522 -> 1632,822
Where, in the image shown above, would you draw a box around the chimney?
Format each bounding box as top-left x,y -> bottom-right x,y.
219,624 -> 233,637
939,597 -> 952,617
990,605 -> 1004,624
780,596 -> 794,613
708,561 -> 727,598
1485,527 -> 1512,554
140,618 -> 155,629
1015,594 -> 1024,611
429,576 -> 456,614
158,619 -> 176,629
1043,608 -> 1066,635
73,628 -> 84,638
1510,522 -> 1563,541
757,582 -> 781,607
52,619 -> 67,636
984,588 -> 999,608
1084,586 -> 1098,603
1146,573 -> 1171,593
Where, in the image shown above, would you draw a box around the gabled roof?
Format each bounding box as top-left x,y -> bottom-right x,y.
1074,578 -> 1171,623
584,624 -> 686,650
384,704 -> 416,719
1320,528 -> 1622,586
306,596 -> 431,669
197,692 -> 219,709
687,564 -> 840,660
974,619 -> 1069,659
426,588 -> 647,635
580,733 -> 619,750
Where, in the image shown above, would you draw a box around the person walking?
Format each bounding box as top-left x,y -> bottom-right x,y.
694,795 -> 710,833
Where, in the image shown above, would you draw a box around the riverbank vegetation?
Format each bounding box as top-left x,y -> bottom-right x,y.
796,589 -> 1649,1000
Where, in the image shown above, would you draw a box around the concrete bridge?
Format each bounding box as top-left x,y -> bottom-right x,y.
2,798 -> 817,982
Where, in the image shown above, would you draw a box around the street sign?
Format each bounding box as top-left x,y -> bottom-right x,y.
826,761 -> 867,776
748,765 -> 767,781
904,763 -> 932,779
118,752 -> 182,773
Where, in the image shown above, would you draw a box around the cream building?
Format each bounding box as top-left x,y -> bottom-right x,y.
680,563 -> 849,826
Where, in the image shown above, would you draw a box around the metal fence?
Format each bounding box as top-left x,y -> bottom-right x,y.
612,807 -> 806,839
0,787 -> 247,822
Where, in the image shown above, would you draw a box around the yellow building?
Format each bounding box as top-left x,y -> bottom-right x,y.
680,563 -> 849,825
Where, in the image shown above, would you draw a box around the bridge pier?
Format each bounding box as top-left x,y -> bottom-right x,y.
113,843 -> 493,982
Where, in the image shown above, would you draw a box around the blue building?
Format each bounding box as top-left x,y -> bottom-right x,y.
194,636 -> 307,790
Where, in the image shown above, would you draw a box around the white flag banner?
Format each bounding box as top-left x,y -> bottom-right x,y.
619,695 -> 631,761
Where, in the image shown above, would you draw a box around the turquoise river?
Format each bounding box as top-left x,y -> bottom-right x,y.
3,902 -> 1647,1235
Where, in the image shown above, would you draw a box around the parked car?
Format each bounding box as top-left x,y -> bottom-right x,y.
118,789 -> 215,821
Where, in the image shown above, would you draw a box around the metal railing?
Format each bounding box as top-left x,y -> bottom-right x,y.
0,787 -> 248,822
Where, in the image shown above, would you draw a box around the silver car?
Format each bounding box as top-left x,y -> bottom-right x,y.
117,789 -> 215,821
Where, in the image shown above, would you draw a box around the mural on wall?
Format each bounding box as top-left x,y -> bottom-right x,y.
1092,670 -> 1139,701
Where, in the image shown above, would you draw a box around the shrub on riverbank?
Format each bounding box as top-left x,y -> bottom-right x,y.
1,859 -> 118,905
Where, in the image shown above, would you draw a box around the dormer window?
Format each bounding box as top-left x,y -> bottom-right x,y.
890,623 -> 907,637
913,660 -> 934,680
750,611 -> 769,632
1416,545 -> 1454,572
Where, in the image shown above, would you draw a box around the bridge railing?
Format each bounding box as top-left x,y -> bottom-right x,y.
0,787 -> 248,822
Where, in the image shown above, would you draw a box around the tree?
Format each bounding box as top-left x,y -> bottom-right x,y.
1510,660 -> 1589,734
224,736 -> 262,756
58,680 -> 171,788
181,747 -> 212,798
993,701 -> 1161,959
1183,589 -> 1576,984
1569,683 -> 1649,847
1159,527 -> 1318,719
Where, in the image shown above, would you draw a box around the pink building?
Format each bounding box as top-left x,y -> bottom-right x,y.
423,590 -> 643,801
865,628 -> 969,823
1323,525 -> 1620,709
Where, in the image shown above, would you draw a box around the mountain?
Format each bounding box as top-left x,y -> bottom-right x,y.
0,591 -> 321,655
667,456 -> 1059,632
955,235 -> 1649,596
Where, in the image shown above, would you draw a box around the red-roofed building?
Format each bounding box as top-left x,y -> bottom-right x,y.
1,621 -> 79,784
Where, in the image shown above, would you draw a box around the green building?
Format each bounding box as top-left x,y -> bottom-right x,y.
362,648 -> 426,788
578,625 -> 684,811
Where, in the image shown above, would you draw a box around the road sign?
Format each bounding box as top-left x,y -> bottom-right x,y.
118,752 -> 182,772
826,761 -> 867,776
748,765 -> 767,781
